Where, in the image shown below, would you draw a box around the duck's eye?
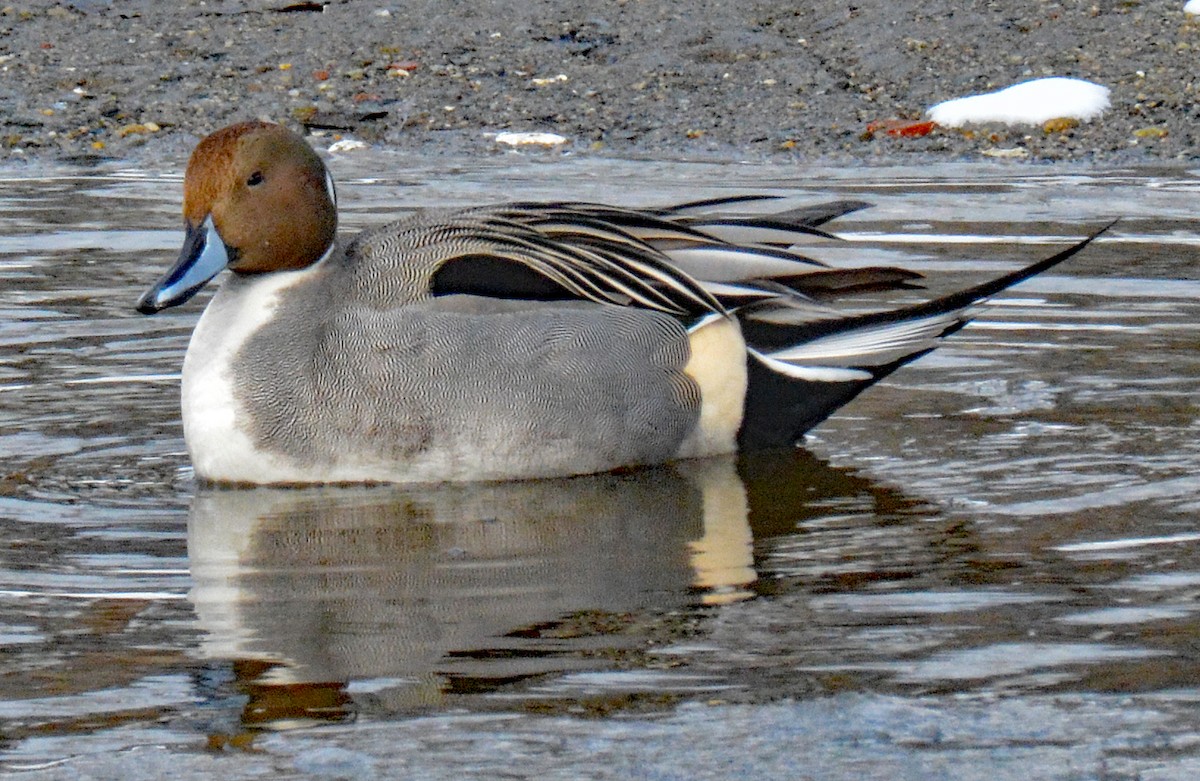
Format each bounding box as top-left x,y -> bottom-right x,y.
246,171 -> 265,187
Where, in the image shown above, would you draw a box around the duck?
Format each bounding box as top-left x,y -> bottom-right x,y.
136,120 -> 1105,485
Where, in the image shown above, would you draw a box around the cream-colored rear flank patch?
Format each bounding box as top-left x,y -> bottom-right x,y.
675,315 -> 747,459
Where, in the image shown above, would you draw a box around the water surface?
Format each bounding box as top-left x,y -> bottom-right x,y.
1,157 -> 1198,779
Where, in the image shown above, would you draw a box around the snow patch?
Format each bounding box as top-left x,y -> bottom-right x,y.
326,138 -> 367,153
494,131 -> 569,147
928,78 -> 1111,127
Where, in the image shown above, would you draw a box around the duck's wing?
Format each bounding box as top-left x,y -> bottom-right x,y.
425,204 -> 726,316
412,200 -> 918,317
340,204 -> 715,316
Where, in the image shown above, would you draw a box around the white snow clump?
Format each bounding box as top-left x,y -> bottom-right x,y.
928,77 -> 1111,127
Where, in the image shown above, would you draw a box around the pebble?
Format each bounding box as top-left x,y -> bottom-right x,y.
327,138 -> 367,152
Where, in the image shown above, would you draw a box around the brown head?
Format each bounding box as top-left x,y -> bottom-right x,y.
184,121 -> 337,273
137,121 -> 337,313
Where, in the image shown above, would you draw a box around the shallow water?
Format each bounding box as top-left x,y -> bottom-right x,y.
1,156 -> 1198,779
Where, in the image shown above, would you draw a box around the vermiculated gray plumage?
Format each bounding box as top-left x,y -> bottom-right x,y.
234,283 -> 701,478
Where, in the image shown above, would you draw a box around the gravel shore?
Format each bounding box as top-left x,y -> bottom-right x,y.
1,0 -> 1197,166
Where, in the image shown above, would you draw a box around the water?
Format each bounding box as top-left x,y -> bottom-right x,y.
1,156 -> 1198,779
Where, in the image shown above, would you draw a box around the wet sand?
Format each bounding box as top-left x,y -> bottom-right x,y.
1,0 -> 1197,166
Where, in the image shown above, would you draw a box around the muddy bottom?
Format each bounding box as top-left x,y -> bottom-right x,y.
1,157 -> 1198,779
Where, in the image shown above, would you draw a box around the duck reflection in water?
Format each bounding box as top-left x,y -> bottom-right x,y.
187,451 -> 920,735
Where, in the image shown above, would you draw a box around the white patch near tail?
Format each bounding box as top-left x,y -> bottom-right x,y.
749,350 -> 873,382
674,314 -> 748,460
766,311 -> 963,366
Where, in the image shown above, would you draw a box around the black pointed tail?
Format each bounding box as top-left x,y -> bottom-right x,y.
737,221 -> 1115,449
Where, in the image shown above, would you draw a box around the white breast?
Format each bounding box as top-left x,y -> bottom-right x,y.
181,266 -> 320,484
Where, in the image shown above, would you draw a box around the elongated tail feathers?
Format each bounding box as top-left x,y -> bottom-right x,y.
737,222 -> 1114,448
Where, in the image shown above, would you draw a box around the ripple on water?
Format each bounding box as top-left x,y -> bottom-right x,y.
1,162 -> 1199,777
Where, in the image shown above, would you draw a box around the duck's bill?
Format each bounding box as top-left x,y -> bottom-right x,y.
136,216 -> 229,314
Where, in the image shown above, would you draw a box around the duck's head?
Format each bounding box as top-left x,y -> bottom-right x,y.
136,121 -> 337,314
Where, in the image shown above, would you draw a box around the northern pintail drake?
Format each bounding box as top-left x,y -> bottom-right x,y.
137,121 -> 1105,485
